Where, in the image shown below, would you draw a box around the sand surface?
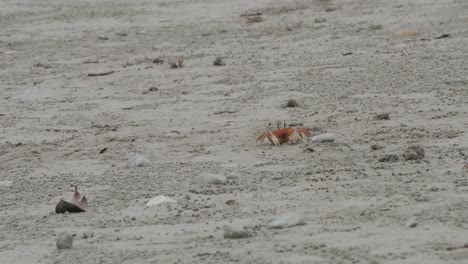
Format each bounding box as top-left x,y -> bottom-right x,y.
1,0 -> 468,263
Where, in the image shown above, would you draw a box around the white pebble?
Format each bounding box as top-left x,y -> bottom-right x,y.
268,212 -> 306,229
56,232 -> 73,249
127,154 -> 150,168
406,217 -> 418,228
146,195 -> 177,207
0,181 -> 13,189
196,173 -> 227,185
311,133 -> 336,143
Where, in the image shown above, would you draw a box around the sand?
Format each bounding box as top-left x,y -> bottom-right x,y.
1,0 -> 467,263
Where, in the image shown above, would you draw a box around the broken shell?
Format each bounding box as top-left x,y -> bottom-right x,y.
55,199 -> 85,214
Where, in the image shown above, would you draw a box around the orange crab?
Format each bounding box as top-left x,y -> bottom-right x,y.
256,124 -> 312,145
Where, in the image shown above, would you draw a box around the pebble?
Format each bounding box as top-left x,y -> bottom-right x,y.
127,154 -> 150,168
0,180 -> 13,189
223,228 -> 252,239
373,113 -> 390,120
146,195 -> 177,207
213,57 -> 226,66
379,154 -> 399,162
268,212 -> 306,229
196,173 -> 227,185
311,133 -> 335,143
56,232 -> 73,249
370,144 -> 384,150
406,217 -> 418,228
285,99 -> 299,108
403,146 -> 425,161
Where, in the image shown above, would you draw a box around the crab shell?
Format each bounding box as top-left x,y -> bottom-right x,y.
256,127 -> 312,145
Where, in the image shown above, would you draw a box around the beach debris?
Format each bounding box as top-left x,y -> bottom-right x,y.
304,147 -> 314,153
379,154 -> 399,162
226,200 -> 236,206
56,186 -> 88,214
444,80 -> 467,85
71,186 -> 88,209
373,113 -> 390,120
311,133 -> 335,143
406,217 -> 418,228
170,59 -> 184,69
153,58 -> 164,64
268,212 -> 306,229
87,71 -> 114,77
224,228 -> 252,239
240,12 -> 262,17
56,200 -> 85,213
146,195 -> 177,207
370,144 -> 384,150
127,154 -> 150,168
285,99 -> 299,108
369,25 -> 383,31
0,180 -> 13,189
82,232 -> 94,239
402,145 -> 425,161
447,243 -> 468,251
434,33 -> 450,39
395,31 -> 419,37
213,57 -> 226,66
196,173 -> 227,185
257,123 -> 312,145
314,18 -> 327,23
241,12 -> 263,23
56,232 -> 73,249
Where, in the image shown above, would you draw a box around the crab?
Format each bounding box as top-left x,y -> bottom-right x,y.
256,123 -> 312,145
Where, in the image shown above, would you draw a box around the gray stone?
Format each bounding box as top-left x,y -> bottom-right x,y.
223,228 -> 252,239
127,154 -> 150,168
406,217 -> 418,228
268,212 -> 306,229
196,173 -> 227,185
403,146 -> 425,161
56,232 -> 73,249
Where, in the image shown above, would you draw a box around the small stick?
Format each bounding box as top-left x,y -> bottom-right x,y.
87,71 -> 114,77
240,12 -> 262,17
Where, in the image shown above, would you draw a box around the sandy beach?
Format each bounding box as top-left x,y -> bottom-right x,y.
1,0 -> 467,263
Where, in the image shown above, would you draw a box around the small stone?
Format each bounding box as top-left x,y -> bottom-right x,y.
373,113 -> 390,120
370,144 -> 384,150
403,146 -> 425,161
314,18 -> 327,23
285,99 -> 299,108
213,57 -> 225,66
82,232 -> 94,239
0,180 -> 13,189
127,154 -> 150,168
369,25 -> 383,31
196,173 -> 227,185
56,232 -> 73,249
311,133 -> 335,143
223,228 -> 252,239
379,154 -> 399,162
268,212 -> 306,229
146,195 -> 177,207
226,200 -> 236,205
406,217 -> 418,228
